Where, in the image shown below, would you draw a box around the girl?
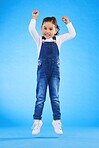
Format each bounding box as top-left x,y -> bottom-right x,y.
29,10 -> 76,135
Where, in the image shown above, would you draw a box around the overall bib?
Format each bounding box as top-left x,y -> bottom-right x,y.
33,39 -> 61,120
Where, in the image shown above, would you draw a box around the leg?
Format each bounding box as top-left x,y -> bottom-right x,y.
33,69 -> 47,120
49,77 -> 61,120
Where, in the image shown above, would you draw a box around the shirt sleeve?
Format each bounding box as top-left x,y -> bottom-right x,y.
57,22 -> 76,45
28,19 -> 40,45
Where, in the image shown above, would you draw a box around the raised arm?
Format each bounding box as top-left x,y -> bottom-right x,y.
58,16 -> 76,44
28,10 -> 40,43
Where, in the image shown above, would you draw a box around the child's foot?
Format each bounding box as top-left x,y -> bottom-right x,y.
32,120 -> 43,135
52,120 -> 63,135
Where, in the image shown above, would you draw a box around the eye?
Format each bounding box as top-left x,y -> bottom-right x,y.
44,27 -> 47,30
50,27 -> 53,31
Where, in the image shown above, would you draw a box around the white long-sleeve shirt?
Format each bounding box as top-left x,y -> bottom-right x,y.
29,19 -> 76,56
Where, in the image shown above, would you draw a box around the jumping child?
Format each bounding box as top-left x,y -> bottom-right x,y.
29,10 -> 76,135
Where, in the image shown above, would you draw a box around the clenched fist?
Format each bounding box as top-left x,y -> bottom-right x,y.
32,10 -> 39,20
62,16 -> 70,24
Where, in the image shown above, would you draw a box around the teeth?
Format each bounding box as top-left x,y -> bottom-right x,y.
46,34 -> 50,36
45,34 -> 50,36
44,34 -> 51,38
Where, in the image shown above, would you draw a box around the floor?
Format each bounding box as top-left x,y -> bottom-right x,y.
0,126 -> 99,148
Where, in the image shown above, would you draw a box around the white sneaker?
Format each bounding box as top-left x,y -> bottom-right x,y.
52,120 -> 63,135
32,120 -> 43,135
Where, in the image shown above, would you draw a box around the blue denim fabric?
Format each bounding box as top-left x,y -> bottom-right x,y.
33,41 -> 61,120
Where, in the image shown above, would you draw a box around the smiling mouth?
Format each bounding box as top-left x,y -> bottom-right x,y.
44,33 -> 51,38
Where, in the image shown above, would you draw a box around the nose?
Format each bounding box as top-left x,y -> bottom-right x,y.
45,29 -> 50,33
46,30 -> 50,34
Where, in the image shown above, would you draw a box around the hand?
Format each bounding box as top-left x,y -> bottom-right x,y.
32,10 -> 39,20
62,16 -> 70,24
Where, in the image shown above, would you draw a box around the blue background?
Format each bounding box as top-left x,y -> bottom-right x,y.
0,0 -> 99,127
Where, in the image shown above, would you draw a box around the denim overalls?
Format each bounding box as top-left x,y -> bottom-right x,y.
33,37 -> 61,120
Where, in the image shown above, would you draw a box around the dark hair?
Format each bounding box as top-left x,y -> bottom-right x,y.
42,16 -> 60,35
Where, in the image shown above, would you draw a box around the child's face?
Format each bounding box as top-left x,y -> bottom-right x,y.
41,22 -> 58,39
